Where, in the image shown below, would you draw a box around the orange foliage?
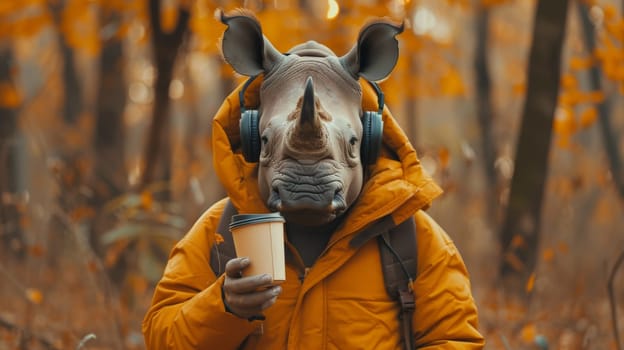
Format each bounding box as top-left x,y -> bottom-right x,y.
440,67 -> 465,96
0,81 -> 22,108
60,0 -> 100,55
578,107 -> 597,129
592,5 -> 624,84
160,0 -> 180,34
190,0 -> 222,53
0,1 -> 52,39
568,56 -> 595,71
480,0 -> 513,7
553,106 -> 576,138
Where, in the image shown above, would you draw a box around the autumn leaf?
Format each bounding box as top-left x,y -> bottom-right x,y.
128,273 -> 148,295
504,252 -> 525,272
510,234 -> 527,249
105,239 -> 131,268
19,215 -> 31,230
542,248 -> 555,263
25,288 -> 43,305
28,244 -> 46,258
560,74 -> 577,89
553,106 -> 576,136
512,82 -> 526,96
578,107 -> 598,129
568,56 -> 594,70
69,206 -> 96,222
602,4 -> 617,19
480,0 -> 512,7
87,260 -> 99,273
438,147 -> 450,170
525,273 -> 536,293
141,191 -> 154,210
520,323 -> 537,343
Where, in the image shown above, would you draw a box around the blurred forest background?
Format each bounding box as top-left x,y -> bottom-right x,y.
0,0 -> 623,349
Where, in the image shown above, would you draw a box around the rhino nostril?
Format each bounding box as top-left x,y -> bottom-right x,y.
268,190 -> 283,211
331,191 -> 346,212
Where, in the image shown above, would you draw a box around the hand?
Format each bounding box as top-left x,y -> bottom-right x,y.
222,257 -> 282,320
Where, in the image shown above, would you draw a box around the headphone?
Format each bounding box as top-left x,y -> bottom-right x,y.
239,75 -> 384,166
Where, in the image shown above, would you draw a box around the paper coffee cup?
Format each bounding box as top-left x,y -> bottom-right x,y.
229,213 -> 286,282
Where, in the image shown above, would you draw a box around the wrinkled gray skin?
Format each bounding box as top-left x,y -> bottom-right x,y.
220,10 -> 403,226
218,9 -> 403,322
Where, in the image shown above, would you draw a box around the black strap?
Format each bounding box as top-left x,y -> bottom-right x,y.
378,217 -> 418,350
210,200 -> 238,276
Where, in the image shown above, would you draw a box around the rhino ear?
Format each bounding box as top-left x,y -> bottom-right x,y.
340,20 -> 404,82
219,9 -> 282,76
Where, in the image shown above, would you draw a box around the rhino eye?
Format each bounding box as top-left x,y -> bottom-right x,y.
349,136 -> 358,146
261,136 -> 269,145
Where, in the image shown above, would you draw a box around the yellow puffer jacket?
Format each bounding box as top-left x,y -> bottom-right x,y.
142,77 -> 485,349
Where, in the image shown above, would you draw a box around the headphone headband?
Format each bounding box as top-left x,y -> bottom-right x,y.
368,81 -> 385,115
239,74 -> 261,113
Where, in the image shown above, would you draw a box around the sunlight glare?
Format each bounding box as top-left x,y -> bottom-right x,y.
412,7 -> 436,35
326,0 -> 340,19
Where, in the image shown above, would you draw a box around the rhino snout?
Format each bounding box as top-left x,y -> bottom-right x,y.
268,182 -> 345,213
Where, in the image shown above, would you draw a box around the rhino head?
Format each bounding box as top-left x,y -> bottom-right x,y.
220,10 -> 403,226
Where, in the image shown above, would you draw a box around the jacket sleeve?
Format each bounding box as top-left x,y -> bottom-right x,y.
412,212 -> 485,349
142,199 -> 260,349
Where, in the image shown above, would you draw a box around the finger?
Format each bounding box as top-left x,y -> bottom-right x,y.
260,286 -> 282,310
225,274 -> 274,294
260,295 -> 278,310
227,286 -> 281,313
225,257 -> 250,278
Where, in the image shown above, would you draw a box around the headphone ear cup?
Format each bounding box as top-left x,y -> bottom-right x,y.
240,109 -> 261,163
361,111 -> 384,165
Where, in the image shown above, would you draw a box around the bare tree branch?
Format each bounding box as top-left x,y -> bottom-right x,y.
0,316 -> 61,350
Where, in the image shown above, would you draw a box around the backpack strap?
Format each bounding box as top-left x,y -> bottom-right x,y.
209,200 -> 238,276
377,217 -> 417,350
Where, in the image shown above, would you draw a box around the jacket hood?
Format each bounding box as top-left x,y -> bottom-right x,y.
212,76 -> 442,236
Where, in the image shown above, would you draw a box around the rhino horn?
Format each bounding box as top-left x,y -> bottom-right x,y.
287,77 -> 327,152
300,76 -> 317,127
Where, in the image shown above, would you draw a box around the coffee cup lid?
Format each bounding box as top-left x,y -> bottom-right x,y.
229,212 -> 285,230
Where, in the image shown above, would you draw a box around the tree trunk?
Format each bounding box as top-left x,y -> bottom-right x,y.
0,47 -> 24,256
89,12 -> 127,266
499,0 -> 570,290
474,5 -> 498,225
141,0 -> 190,190
94,34 -> 127,199
577,2 -> 624,199
49,1 -> 82,125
